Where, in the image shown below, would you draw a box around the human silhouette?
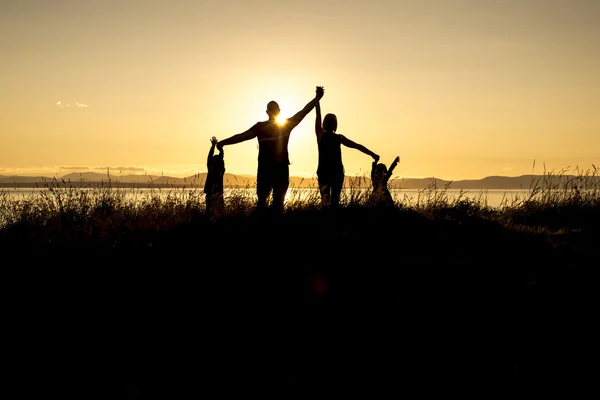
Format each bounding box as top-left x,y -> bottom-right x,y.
314,87 -> 379,208
217,87 -> 324,215
204,136 -> 225,215
369,156 -> 400,207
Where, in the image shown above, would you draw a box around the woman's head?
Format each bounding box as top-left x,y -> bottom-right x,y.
323,113 -> 338,132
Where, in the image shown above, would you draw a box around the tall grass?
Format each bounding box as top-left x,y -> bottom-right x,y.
1,165 -> 599,242
493,164 -> 600,230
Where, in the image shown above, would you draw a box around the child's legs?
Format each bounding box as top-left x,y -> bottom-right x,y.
385,190 -> 394,206
205,194 -> 213,212
215,193 -> 225,211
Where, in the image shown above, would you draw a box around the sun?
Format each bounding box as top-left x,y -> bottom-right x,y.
276,114 -> 286,125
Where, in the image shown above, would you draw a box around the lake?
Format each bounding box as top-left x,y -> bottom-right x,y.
1,187 -> 535,209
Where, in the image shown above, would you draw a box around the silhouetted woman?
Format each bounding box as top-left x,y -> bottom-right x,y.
314,87 -> 379,208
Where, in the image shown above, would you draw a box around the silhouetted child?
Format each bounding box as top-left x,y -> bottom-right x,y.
370,156 -> 400,207
204,136 -> 225,214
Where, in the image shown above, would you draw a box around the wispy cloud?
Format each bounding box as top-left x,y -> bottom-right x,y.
59,166 -> 91,171
92,166 -> 146,174
501,166 -> 513,172
56,100 -> 90,108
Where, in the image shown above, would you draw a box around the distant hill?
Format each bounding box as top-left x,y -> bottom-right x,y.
0,172 -> 256,188
1,173 -> 598,190
389,174 -> 600,190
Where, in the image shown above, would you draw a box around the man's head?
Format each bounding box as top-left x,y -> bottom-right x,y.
323,113 -> 338,132
266,101 -> 280,119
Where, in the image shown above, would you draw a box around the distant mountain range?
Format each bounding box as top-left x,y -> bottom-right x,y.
1,172 -> 598,190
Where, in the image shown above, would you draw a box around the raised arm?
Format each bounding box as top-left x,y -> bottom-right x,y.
371,160 -> 377,181
386,156 -> 400,179
216,129 -> 256,151
207,136 -> 217,167
315,99 -> 323,142
340,135 -> 379,161
290,86 -> 324,126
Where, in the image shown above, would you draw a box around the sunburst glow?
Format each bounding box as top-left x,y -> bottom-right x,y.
276,115 -> 286,125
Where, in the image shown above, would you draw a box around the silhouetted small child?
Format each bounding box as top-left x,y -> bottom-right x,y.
204,136 -> 225,215
370,156 -> 400,207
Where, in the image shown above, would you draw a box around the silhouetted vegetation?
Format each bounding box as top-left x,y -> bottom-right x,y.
2,167 -> 597,396
1,166 -> 598,253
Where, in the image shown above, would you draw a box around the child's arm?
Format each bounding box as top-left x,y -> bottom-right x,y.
207,136 -> 217,167
386,156 -> 400,179
371,160 -> 377,182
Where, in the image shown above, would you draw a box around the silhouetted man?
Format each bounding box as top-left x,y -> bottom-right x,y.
217,87 -> 324,214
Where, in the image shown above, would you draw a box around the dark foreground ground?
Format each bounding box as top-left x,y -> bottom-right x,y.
2,206 -> 598,397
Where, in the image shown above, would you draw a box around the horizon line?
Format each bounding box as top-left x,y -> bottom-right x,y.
0,170 -> 594,183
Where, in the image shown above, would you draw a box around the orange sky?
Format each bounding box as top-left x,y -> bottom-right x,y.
1,0 -> 599,181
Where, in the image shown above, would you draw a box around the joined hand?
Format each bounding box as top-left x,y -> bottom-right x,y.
316,86 -> 324,100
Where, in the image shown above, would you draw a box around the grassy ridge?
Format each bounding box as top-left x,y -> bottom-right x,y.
1,166 -> 598,260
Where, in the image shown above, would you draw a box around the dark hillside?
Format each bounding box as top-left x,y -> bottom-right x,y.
3,205 -> 597,396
